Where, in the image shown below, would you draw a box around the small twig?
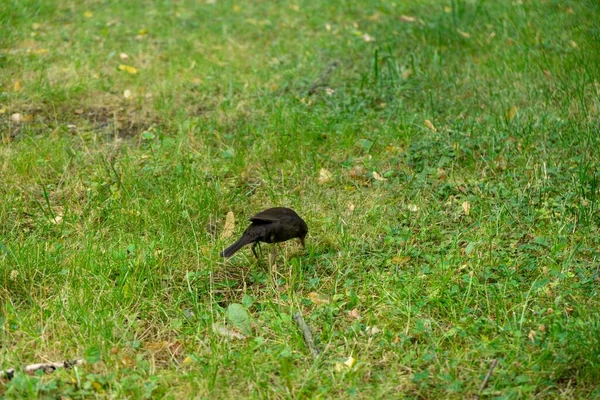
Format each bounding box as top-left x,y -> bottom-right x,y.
1,359 -> 84,380
293,312 -> 320,359
474,359 -> 498,399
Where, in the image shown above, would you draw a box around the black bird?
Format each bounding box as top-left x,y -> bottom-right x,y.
220,207 -> 308,258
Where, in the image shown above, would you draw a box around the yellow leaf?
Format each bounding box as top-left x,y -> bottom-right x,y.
318,168 -> 332,184
118,64 -> 138,74
344,356 -> 356,368
507,105 -> 518,121
372,171 -> 387,181
13,80 -> 22,91
91,381 -> 103,391
182,356 -> 192,365
33,48 -> 48,54
457,29 -> 471,38
362,33 -> 375,42
221,211 -> 235,239
462,201 -> 471,215
424,119 -> 436,132
84,10 -> 93,18
308,292 -> 330,305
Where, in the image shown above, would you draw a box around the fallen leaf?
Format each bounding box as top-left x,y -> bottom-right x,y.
32,22 -> 41,30
144,341 -> 168,351
11,113 -> 23,123
372,171 -> 387,181
118,64 -> 138,74
391,255 -> 411,265
221,211 -> 235,239
123,89 -> 132,99
324,87 -> 335,96
318,168 -> 332,184
543,70 -> 552,80
408,204 -> 419,212
528,330 -> 536,342
213,323 -> 247,340
344,356 -> 356,368
362,33 -> 375,42
401,68 -> 413,79
348,308 -> 361,319
119,53 -> 129,60
457,29 -> 471,38
393,336 -> 400,344
227,303 -> 252,336
507,105 -> 518,121
10,270 -> 19,280
366,326 -> 381,335
400,15 -> 416,23
537,324 -> 546,332
308,292 -> 330,305
51,215 -> 63,224
347,203 -> 355,213
424,119 -> 436,132
437,168 -> 447,180
570,40 -> 578,48
462,201 -> 471,215
120,356 -> 135,367
13,80 -> 22,91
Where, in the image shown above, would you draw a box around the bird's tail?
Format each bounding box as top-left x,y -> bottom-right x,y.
220,235 -> 253,258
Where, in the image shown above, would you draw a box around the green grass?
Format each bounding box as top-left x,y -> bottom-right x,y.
1,0 -> 600,398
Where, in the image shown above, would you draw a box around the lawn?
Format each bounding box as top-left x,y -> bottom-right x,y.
1,0 -> 600,398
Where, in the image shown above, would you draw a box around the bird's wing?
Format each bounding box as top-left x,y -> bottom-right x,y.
249,207 -> 299,223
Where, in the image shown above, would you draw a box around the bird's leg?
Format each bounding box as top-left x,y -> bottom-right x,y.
251,243 -> 259,259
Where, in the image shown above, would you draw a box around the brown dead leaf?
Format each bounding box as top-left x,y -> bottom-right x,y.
528,330 -> 536,342
13,80 -> 22,91
462,201 -> 471,216
308,292 -> 330,305
221,211 -> 235,239
437,168 -> 447,180
347,308 -> 361,319
543,70 -> 552,80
